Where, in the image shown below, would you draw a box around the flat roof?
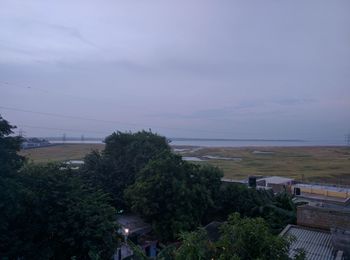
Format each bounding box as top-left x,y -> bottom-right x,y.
260,176 -> 294,184
280,225 -> 335,260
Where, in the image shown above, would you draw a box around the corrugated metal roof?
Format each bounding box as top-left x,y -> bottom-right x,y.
282,225 -> 335,260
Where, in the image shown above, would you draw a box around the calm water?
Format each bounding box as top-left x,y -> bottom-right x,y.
49,138 -> 347,147
170,139 -> 346,147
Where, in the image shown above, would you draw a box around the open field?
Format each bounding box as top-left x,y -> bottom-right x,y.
179,146 -> 350,185
20,144 -> 104,163
21,144 -> 350,185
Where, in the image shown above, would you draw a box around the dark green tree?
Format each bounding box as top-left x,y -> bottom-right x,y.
125,152 -> 223,241
0,114 -> 24,176
217,213 -> 291,260
174,214 -> 303,260
0,115 -> 25,257
216,184 -> 296,233
175,228 -> 215,260
80,131 -> 171,209
1,164 -> 118,259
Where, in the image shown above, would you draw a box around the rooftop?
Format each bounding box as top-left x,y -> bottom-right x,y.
117,214 -> 151,237
280,225 -> 336,260
260,176 -> 294,184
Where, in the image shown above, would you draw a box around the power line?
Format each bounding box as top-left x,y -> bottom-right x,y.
0,105 -> 234,135
0,81 -> 97,102
18,124 -> 109,135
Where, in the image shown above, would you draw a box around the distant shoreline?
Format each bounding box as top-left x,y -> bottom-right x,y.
40,137 -> 348,147
45,140 -> 348,148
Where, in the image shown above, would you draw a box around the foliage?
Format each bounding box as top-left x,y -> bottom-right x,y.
0,164 -> 118,259
175,228 -> 215,260
216,184 -> 296,233
80,131 -> 170,209
174,213 -> 302,260
125,151 -> 223,241
0,114 -> 24,176
217,213 -> 291,260
0,115 -> 25,257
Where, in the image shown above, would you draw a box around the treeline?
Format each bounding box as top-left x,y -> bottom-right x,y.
0,115 -> 300,259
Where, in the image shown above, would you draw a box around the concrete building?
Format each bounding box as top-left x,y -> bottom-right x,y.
293,184 -> 350,206
256,176 -> 294,193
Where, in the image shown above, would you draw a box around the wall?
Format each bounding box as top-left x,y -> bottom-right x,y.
297,205 -> 350,231
294,186 -> 350,199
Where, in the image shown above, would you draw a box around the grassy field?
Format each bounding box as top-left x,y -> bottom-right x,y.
179,146 -> 350,185
20,144 -> 104,163
21,144 -> 350,185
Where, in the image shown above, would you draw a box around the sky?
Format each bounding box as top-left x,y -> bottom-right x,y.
0,0 -> 349,141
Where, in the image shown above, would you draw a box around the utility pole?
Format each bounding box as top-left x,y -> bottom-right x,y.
81,134 -> 85,143
345,133 -> 350,146
18,128 -> 26,137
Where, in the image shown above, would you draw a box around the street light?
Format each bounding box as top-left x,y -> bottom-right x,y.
123,228 -> 129,243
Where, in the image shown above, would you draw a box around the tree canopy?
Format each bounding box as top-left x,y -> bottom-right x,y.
0,115 -> 118,259
174,213 -> 303,260
0,115 -> 24,176
1,164 -> 118,259
216,183 -> 296,233
125,151 -> 223,241
80,130 -> 171,209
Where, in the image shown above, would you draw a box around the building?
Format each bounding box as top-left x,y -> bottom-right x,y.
21,137 -> 52,149
256,176 -> 294,193
280,202 -> 350,259
297,204 -> 350,231
293,183 -> 350,206
280,224 -> 345,260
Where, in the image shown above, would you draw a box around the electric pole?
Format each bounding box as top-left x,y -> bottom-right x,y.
18,128 -> 25,137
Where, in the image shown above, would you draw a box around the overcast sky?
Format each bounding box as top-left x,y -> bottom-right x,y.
1,0 -> 349,140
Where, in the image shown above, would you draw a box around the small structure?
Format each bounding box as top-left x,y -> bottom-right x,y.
115,214 -> 157,260
21,137 -> 52,149
280,224 -> 344,260
292,184 -> 350,206
256,176 -> 294,193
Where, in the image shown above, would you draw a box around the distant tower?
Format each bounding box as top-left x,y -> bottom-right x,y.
346,133 -> 350,146
62,133 -> 66,143
18,128 -> 25,137
81,134 -> 85,143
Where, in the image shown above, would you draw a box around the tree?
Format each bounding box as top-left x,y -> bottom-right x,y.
0,115 -> 25,257
216,184 -> 296,233
1,164 -> 118,259
0,114 -> 24,176
125,152 -> 223,241
173,213 -> 303,260
175,228 -> 215,260
217,213 -> 291,260
80,131 -> 171,209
